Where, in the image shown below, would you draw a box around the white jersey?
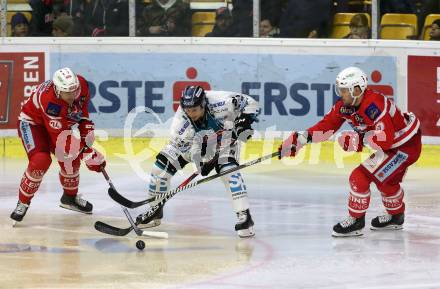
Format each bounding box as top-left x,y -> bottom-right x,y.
163,91 -> 259,163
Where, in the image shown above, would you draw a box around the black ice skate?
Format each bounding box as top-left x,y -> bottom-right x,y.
59,193 -> 93,214
235,209 -> 255,238
332,215 -> 365,237
371,213 -> 404,230
10,201 -> 29,225
137,206 -> 163,228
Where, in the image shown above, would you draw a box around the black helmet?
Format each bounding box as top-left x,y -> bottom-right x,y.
180,86 -> 206,109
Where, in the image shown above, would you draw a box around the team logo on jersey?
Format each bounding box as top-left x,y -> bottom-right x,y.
178,121 -> 190,135
49,119 -> 62,130
339,106 -> 355,115
354,114 -> 364,124
46,102 -> 61,117
365,103 -> 381,121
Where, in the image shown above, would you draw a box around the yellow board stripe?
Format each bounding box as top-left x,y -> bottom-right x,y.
1,137 -> 439,168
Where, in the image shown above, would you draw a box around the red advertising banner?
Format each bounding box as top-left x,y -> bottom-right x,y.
0,53 -> 45,129
408,55 -> 440,137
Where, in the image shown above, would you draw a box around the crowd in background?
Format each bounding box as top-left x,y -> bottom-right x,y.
7,0 -> 440,40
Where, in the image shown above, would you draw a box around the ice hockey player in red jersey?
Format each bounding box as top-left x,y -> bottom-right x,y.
278,67 -> 421,237
11,67 -> 106,224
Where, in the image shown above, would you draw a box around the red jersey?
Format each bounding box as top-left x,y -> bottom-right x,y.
19,75 -> 91,143
307,89 -> 420,151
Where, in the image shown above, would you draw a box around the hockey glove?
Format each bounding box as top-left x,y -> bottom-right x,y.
234,113 -> 258,142
278,131 -> 309,159
338,131 -> 363,152
200,158 -> 217,176
78,119 -> 95,148
82,148 -> 106,172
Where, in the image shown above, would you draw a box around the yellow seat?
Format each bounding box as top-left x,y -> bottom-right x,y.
380,13 -> 418,40
422,14 -> 440,40
7,11 -> 32,36
192,11 -> 216,37
330,13 -> 371,39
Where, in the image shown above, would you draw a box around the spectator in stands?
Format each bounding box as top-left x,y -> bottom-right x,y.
344,13 -> 370,39
231,0 -> 252,37
52,15 -> 74,36
279,0 -> 333,38
205,7 -> 235,37
261,0 -> 284,32
10,12 -> 30,37
29,0 -> 54,36
429,19 -> 440,40
137,0 -> 191,36
260,18 -> 279,38
83,0 -> 129,36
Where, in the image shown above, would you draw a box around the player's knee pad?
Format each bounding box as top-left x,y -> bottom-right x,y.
149,163 -> 173,197
28,152 -> 52,178
349,166 -> 372,193
376,182 -> 400,196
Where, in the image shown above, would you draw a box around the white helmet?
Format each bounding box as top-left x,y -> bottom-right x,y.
335,67 -> 368,105
53,67 -> 80,98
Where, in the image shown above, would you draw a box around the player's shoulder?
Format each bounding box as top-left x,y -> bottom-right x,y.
360,89 -> 386,122
170,108 -> 194,138
37,80 -> 57,104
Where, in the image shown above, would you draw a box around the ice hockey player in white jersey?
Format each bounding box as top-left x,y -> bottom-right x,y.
140,85 -> 259,237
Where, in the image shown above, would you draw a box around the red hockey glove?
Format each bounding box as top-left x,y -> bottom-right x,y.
82,148 -> 106,172
338,131 -> 363,152
78,119 -> 95,148
278,132 -> 308,159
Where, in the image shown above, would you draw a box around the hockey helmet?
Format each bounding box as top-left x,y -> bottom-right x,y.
53,67 -> 81,99
180,86 -> 206,109
335,67 -> 368,105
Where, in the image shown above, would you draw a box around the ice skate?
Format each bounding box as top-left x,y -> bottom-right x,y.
10,201 -> 30,226
371,213 -> 404,230
59,193 -> 93,214
332,215 -> 365,237
235,209 -> 255,238
137,206 -> 163,228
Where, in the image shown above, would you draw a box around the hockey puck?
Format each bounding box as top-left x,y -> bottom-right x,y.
136,240 -> 145,250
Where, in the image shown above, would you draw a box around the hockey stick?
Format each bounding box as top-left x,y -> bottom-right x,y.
109,151 -> 280,209
108,134 -> 239,208
94,169 -> 168,238
102,151 -> 279,236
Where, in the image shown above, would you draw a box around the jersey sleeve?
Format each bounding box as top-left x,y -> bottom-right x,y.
168,108 -> 195,155
307,101 -> 346,142
77,75 -> 91,120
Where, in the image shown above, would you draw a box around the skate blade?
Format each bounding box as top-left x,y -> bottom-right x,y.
59,204 -> 93,214
370,224 -> 403,231
138,219 -> 161,229
237,227 -> 255,238
332,230 -> 363,237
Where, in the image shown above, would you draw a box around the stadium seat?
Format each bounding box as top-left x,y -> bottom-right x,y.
191,11 -> 216,37
330,13 -> 371,39
422,14 -> 440,40
380,13 -> 418,40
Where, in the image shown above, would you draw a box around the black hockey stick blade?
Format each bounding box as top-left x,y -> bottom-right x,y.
94,220 -> 133,236
108,187 -> 154,209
